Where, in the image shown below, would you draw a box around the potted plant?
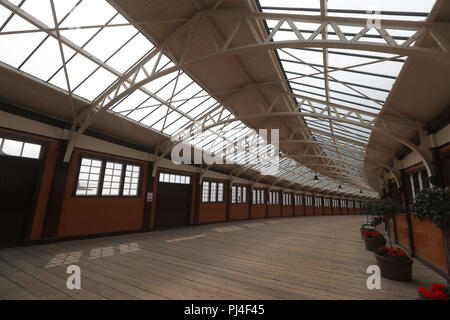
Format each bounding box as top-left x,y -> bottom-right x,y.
360,220 -> 375,237
417,283 -> 449,300
361,201 -> 378,238
374,246 -> 413,282
360,219 -> 376,232
411,187 -> 450,262
362,230 -> 386,251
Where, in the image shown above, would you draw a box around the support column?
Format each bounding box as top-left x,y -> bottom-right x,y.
142,162 -> 154,230
248,185 -> 253,219
226,180 -> 231,221
41,141 -> 70,241
312,194 -> 316,215
193,173 -> 201,225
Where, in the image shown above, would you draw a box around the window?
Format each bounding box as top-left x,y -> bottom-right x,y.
341,199 -> 347,207
159,172 -> 191,185
256,189 -> 265,204
76,158 -> 102,196
102,162 -> 123,196
315,197 -> 322,207
405,169 -> 429,205
283,193 -> 291,205
305,196 -> 313,206
210,182 -> 217,202
231,185 -> 247,204
202,181 -> 210,202
202,180 -> 224,203
123,165 -> 140,196
348,201 -> 354,208
0,137 -> 42,159
324,198 -> 330,207
217,183 -> 224,202
269,191 -> 280,205
253,189 -> 265,204
294,194 -> 303,206
76,156 -> 141,197
355,201 -> 360,209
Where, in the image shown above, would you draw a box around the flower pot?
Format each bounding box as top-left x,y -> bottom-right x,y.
374,253 -> 413,282
364,237 -> 386,251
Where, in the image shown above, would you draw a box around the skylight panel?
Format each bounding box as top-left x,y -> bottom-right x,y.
21,37 -> 75,82
107,34 -> 153,73
59,0 -> 116,28
330,70 -> 396,92
20,0 -> 54,28
73,67 -> 117,101
53,0 -> 80,22
111,90 -> 149,114
259,0 -> 321,15
327,0 -> 436,21
83,25 -> 137,62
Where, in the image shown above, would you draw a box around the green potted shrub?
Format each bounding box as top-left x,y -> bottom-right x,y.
377,200 -> 401,248
411,187 -> 450,261
370,200 -> 414,281
374,245 -> 413,282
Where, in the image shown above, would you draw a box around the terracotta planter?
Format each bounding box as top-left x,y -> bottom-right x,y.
364,237 -> 386,251
374,253 -> 413,282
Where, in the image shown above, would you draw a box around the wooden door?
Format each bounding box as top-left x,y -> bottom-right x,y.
155,182 -> 192,229
0,157 -> 41,246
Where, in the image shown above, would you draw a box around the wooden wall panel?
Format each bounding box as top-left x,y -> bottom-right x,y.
411,216 -> 448,273
198,203 -> 226,223
252,205 -> 266,218
395,215 -> 410,249
305,205 -> 314,215
268,205 -> 281,217
294,205 -> 304,216
57,149 -> 148,237
282,205 -> 293,217
229,203 -> 249,220
315,206 -> 324,215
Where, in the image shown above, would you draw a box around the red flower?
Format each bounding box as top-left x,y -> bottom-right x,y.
433,290 -> 447,300
431,283 -> 445,292
417,287 -> 426,293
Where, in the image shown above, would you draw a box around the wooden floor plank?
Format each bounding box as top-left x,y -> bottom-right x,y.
0,216 -> 445,300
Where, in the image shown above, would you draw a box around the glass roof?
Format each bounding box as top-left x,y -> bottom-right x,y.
257,0 -> 436,197
1,0 -> 436,198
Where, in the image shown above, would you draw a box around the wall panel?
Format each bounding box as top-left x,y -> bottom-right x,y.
411,216 -> 448,274
57,149 -> 148,237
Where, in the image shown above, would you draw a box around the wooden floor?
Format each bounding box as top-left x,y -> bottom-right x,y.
0,216 -> 445,300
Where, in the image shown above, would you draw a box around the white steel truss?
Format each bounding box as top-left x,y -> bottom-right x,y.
0,0 -> 445,199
